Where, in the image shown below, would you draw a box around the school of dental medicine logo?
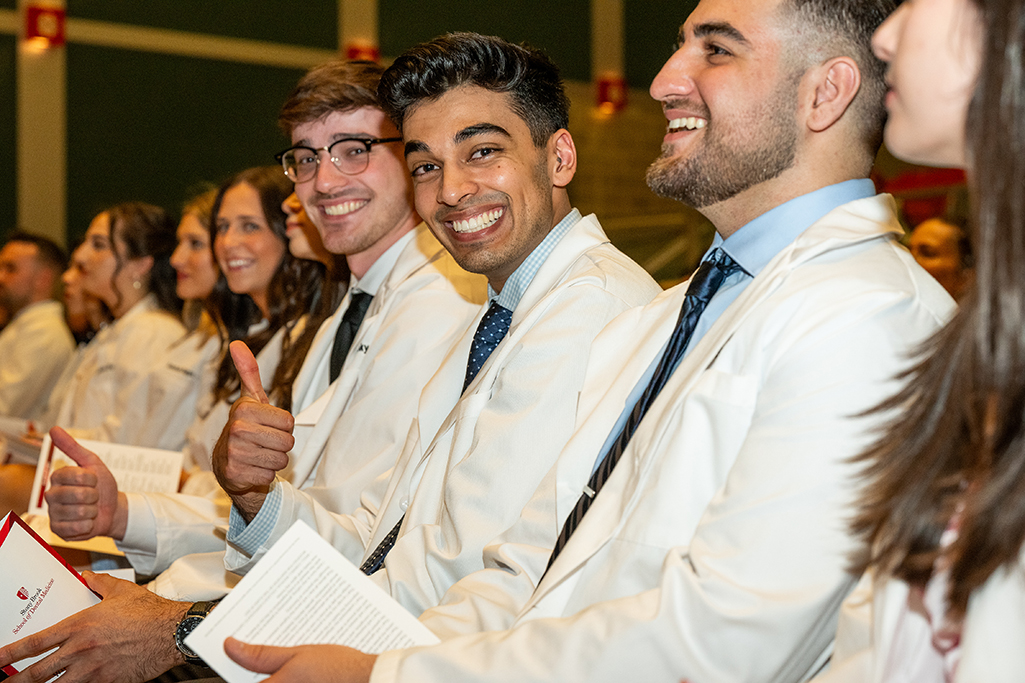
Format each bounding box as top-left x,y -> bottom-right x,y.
17,587 -> 29,600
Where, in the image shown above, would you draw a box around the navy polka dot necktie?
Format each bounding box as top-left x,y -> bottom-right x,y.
543,248 -> 742,573
359,300 -> 514,576
462,301 -> 514,393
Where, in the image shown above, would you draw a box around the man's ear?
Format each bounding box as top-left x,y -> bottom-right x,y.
803,56 -> 861,133
549,129 -> 577,188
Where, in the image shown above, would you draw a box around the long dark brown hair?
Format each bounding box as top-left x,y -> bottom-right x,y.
206,167 -> 336,411
104,202 -> 183,317
853,0 -> 1025,615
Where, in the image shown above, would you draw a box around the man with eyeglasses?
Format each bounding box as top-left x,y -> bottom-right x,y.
0,60 -> 485,682
212,33 -> 659,620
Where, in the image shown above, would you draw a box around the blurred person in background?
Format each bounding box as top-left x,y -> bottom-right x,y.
908,216 -> 973,300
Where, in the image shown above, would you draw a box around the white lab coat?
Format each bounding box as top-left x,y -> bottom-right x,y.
118,321 -> 295,576
371,194 -> 955,683
0,300 -> 75,422
225,214 -> 660,619
124,225 -> 485,598
54,294 -> 188,450
814,548 -> 1025,683
154,329 -> 222,473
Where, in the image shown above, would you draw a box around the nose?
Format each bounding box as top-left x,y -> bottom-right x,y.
871,4 -> 905,64
282,192 -> 302,216
437,164 -> 477,207
170,243 -> 187,270
650,45 -> 696,103
313,152 -> 351,194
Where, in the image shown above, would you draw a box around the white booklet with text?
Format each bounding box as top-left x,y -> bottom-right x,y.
0,512 -> 101,676
26,434 -> 184,555
186,520 -> 440,683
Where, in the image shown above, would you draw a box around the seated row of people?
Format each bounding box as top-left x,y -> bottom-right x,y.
1,0 -> 1020,679
0,167 -> 343,515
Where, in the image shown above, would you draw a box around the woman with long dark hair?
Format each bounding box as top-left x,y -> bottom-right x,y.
180,167 -> 338,478
834,0 -> 1024,679
54,202 -> 188,449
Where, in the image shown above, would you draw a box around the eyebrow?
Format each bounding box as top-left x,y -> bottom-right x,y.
677,21 -> 751,48
292,132 -> 373,147
404,122 -> 512,157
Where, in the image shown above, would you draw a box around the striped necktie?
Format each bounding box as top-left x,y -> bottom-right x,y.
544,248 -> 742,572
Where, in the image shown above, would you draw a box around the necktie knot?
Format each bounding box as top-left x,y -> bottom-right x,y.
686,248 -> 743,304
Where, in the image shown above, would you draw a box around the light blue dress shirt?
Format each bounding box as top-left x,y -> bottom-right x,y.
228,208 -> 583,556
591,179 -> 875,473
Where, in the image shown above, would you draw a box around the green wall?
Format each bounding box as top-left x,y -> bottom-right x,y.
0,35 -> 15,239
624,0 -> 698,90
67,0 -> 338,49
379,0 -> 591,82
66,44 -> 305,242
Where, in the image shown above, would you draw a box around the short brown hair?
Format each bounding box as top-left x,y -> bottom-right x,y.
278,60 -> 386,138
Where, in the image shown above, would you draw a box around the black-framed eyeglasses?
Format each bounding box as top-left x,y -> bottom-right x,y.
274,137 -> 402,182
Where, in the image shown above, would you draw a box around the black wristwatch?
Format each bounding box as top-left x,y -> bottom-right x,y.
174,599 -> 221,665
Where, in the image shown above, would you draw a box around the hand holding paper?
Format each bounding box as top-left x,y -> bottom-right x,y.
44,427 -> 127,542
0,569 -> 191,683
224,640 -> 376,683
213,341 -> 296,522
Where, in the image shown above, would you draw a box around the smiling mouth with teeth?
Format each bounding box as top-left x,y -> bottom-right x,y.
226,259 -> 254,269
324,199 -> 369,216
667,117 -> 707,133
449,208 -> 504,234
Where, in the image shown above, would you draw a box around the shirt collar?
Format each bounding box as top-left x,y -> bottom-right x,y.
349,228 -> 416,296
491,208 -> 582,309
709,179 -> 876,278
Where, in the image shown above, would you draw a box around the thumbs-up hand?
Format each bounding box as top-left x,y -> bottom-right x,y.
45,426 -> 128,541
213,341 -> 296,523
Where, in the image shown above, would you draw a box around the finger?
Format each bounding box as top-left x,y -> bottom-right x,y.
49,465 -> 99,489
224,638 -> 295,674
49,427 -> 106,472
231,399 -> 296,434
81,571 -> 128,598
46,479 -> 100,505
0,625 -> 65,671
227,418 -> 296,455
230,341 -> 269,404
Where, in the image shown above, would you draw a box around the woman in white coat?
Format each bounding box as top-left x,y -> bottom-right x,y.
180,167 -> 338,489
55,203 -> 187,449
843,0 -> 1025,680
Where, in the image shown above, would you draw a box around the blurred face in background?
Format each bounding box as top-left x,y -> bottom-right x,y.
282,191 -> 332,265
909,218 -> 970,298
213,182 -> 286,318
0,241 -> 43,315
871,0 -> 982,167
171,211 -> 219,301
77,213 -> 119,308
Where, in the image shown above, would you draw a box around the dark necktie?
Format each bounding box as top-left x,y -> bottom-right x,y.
329,291 -> 373,382
359,300 -> 514,575
462,301 -> 514,392
544,248 -> 742,571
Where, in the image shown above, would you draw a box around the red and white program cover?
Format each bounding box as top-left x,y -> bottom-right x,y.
0,512 -> 100,676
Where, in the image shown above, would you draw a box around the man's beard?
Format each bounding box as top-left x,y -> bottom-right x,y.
646,84 -> 799,209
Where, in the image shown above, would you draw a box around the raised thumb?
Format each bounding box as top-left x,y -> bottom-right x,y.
49,426 -> 105,470
230,340 -> 269,404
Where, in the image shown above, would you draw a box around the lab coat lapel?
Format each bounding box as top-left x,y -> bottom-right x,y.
532,194 -> 903,601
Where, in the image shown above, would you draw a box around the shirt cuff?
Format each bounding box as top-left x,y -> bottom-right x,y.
226,480 -> 283,557
117,491 -> 158,556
